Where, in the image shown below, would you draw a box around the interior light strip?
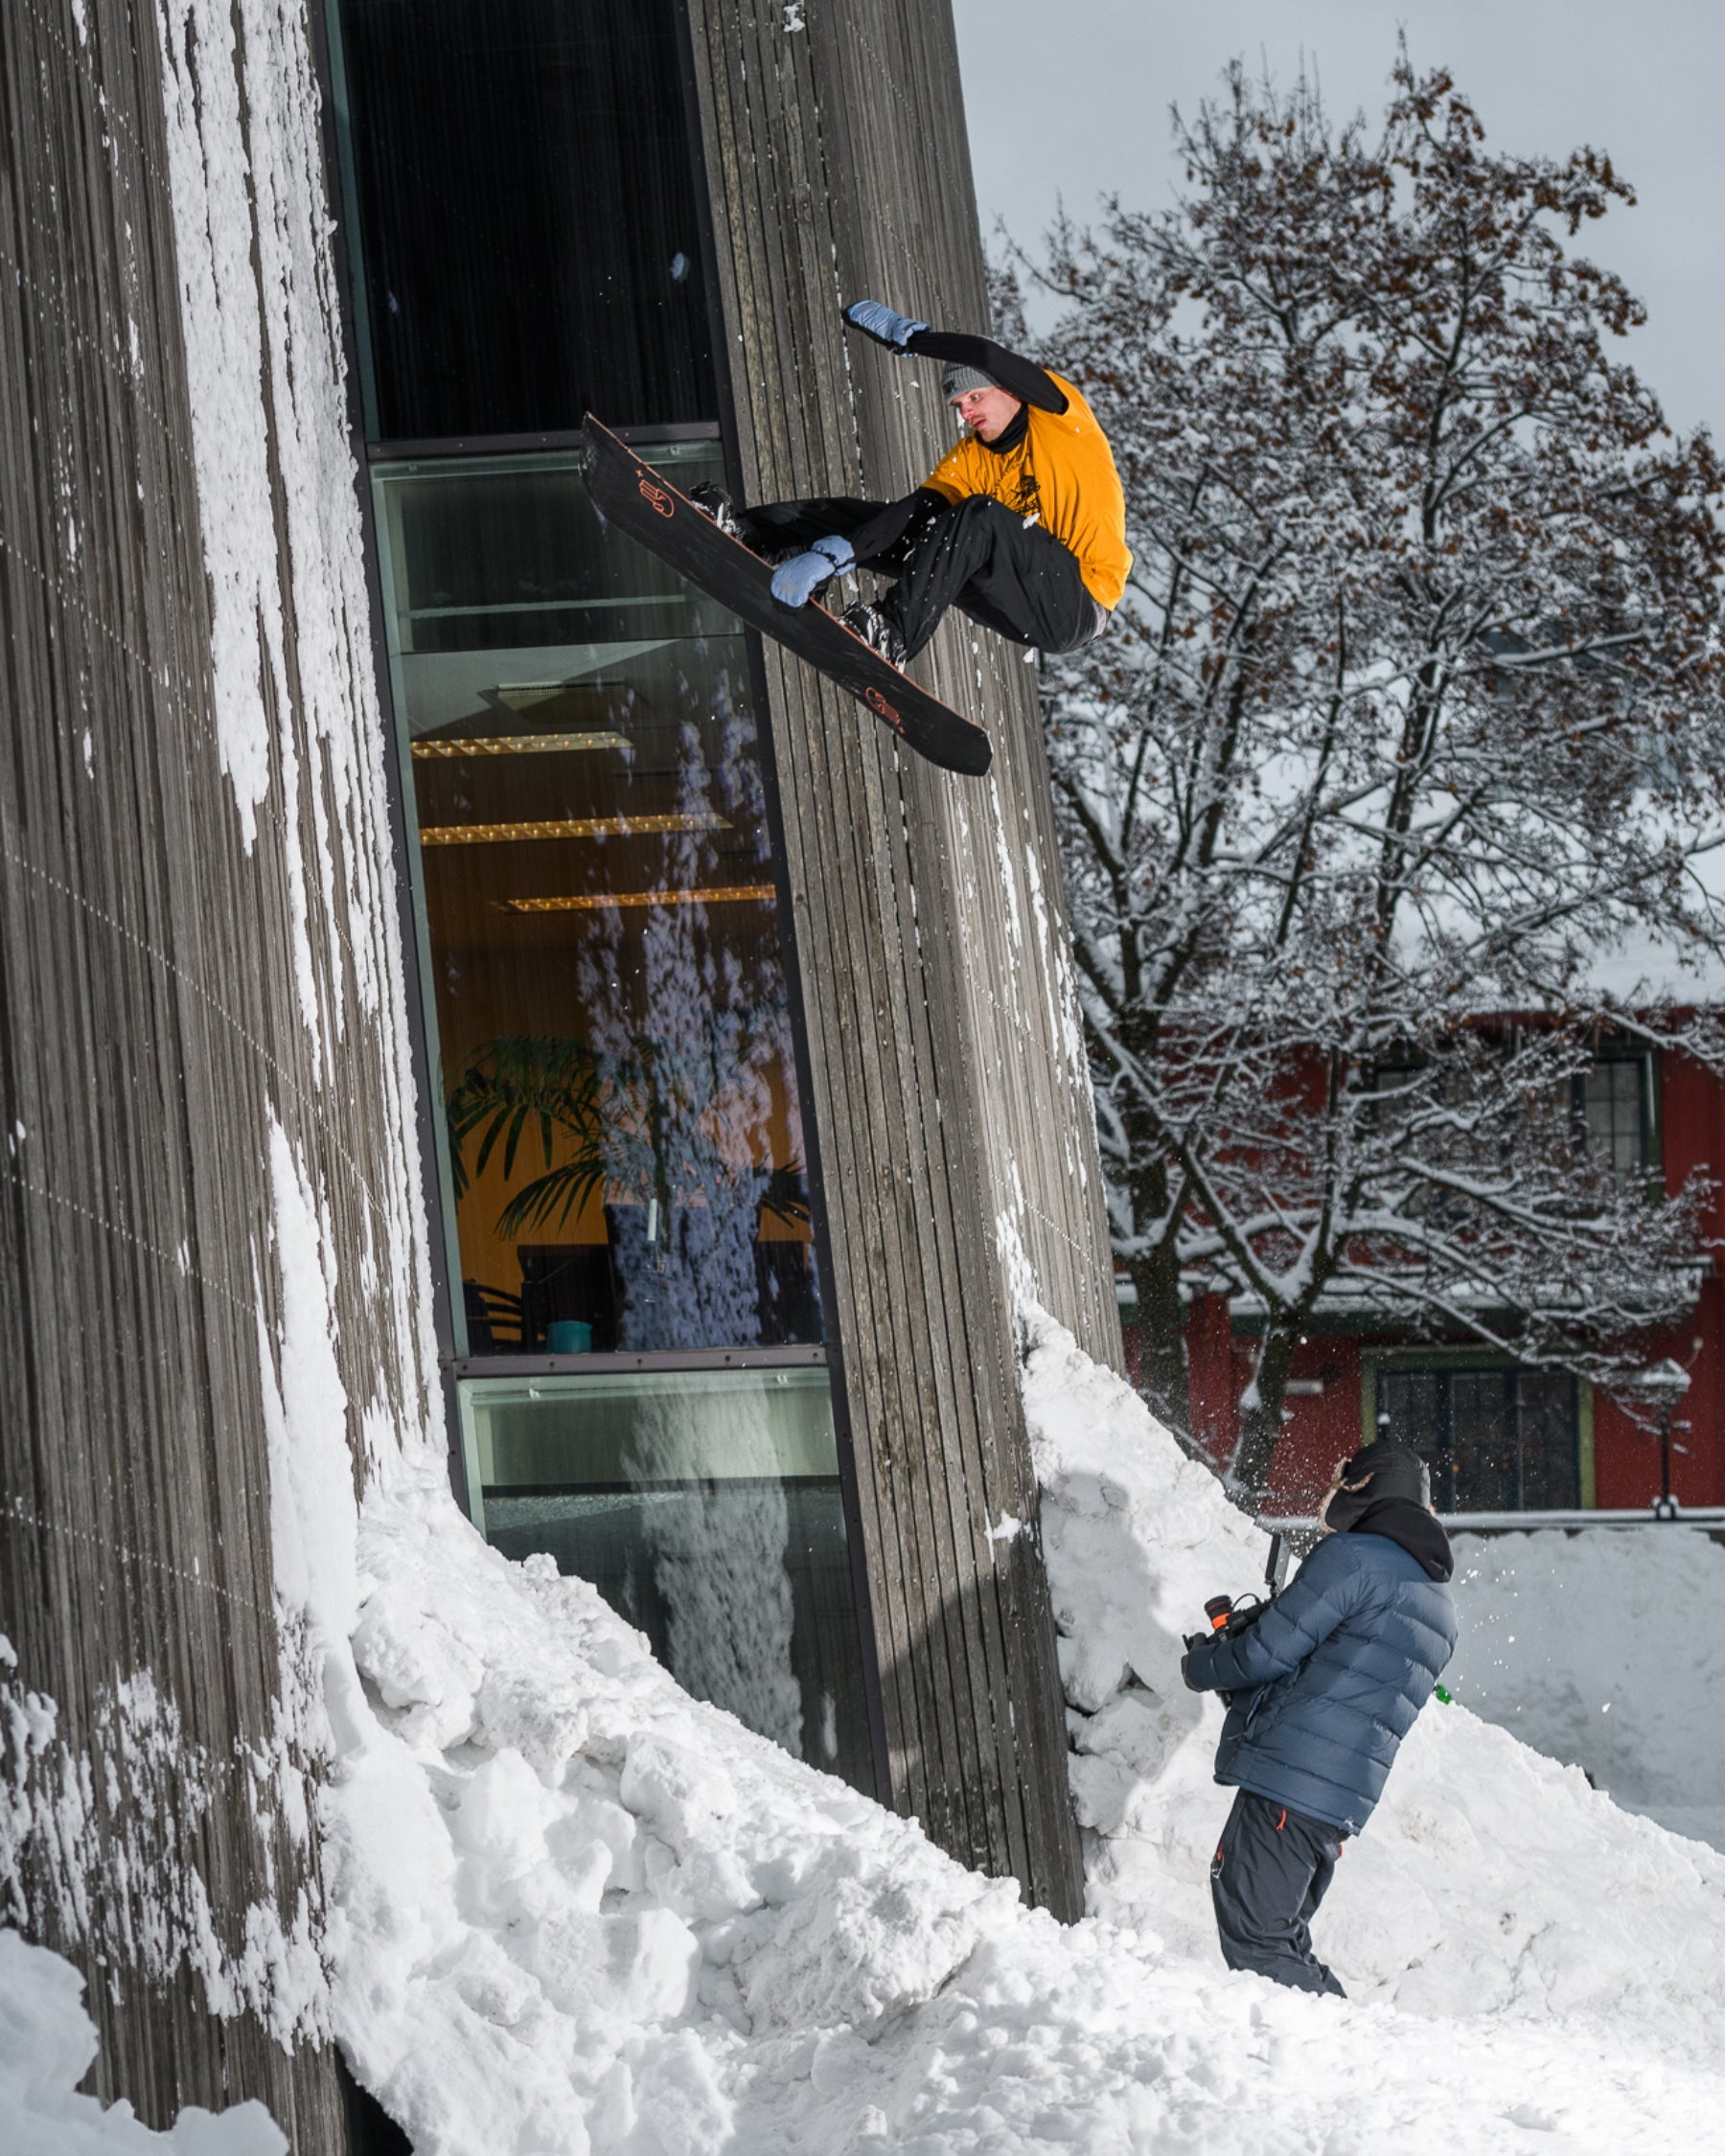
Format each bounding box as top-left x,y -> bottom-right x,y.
411,732 -> 629,759
420,812 -> 729,846
497,883 -> 777,914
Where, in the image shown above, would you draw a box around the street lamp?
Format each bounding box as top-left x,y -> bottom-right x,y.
1630,1359 -> 1691,1520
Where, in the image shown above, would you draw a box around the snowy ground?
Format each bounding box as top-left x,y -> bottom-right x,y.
310,1313 -> 1725,2152
13,1314 -> 1725,2153
1446,1525 -> 1725,1852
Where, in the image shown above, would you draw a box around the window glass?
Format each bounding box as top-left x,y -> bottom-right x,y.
464,1367 -> 873,1789
1450,1368 -> 1516,1511
375,446 -> 818,1357
332,0 -> 716,439
1378,1365 -> 1577,1511
1582,1059 -> 1646,1173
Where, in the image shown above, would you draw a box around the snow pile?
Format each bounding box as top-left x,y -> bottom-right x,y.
0,1930 -> 284,2154
1446,1526 -> 1725,1851
326,1477 -> 1020,2153
1025,1310 -> 1725,2070
320,1323 -> 1725,2151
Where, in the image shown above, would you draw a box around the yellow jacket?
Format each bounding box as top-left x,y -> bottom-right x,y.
920,373 -> 1132,611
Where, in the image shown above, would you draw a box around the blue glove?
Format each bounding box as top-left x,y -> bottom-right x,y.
843,299 -> 929,353
770,536 -> 854,607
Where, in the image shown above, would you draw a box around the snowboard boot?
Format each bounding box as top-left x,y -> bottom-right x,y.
689,483 -> 751,544
842,600 -> 908,669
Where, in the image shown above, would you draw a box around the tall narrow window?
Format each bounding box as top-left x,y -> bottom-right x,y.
371,442 -> 870,1786
375,447 -> 816,1359
1578,1057 -> 1650,1175
332,0 -> 716,439
329,0 -> 876,1788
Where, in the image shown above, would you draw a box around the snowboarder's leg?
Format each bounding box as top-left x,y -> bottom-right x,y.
740,496 -> 889,555
1208,1791 -> 1347,1998
877,494 -> 1097,660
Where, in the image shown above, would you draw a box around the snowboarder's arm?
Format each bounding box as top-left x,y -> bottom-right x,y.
904,330 -> 1069,415
838,301 -> 1068,415
1183,1538 -> 1368,1694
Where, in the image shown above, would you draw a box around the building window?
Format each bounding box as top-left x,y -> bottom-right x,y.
1577,1056 -> 1650,1174
1377,1364 -> 1579,1511
328,0 -> 879,1790
374,446 -> 817,1360
369,438 -> 875,1785
462,1367 -> 871,1787
330,0 -> 716,440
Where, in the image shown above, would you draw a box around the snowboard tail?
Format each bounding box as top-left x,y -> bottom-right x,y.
581,417 -> 992,778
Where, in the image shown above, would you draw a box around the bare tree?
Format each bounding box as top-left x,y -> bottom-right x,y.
1019,56 -> 1725,1495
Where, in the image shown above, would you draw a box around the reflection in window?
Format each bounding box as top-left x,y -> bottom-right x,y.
1377,1364 -> 1579,1511
464,1368 -> 872,1791
375,446 -> 819,1358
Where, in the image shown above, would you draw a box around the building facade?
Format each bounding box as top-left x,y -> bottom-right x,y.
2,0 -> 1116,2132
1133,1039 -> 1725,1514
322,0 -> 1120,1906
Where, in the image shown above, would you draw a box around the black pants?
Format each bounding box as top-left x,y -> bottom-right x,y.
1209,1789 -> 1347,1998
745,493 -> 1099,661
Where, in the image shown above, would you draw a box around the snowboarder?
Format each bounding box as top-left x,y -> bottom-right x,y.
695,300 -> 1130,667
1181,1443 -> 1458,1998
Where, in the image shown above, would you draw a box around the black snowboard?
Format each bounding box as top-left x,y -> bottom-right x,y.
581,417 -> 993,778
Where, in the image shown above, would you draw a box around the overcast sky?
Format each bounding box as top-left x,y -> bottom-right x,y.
950,0 -> 1724,439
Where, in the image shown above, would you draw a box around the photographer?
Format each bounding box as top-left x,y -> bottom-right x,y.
1181,1443 -> 1458,1998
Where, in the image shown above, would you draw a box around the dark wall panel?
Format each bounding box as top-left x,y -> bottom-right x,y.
686,0 -> 1122,1919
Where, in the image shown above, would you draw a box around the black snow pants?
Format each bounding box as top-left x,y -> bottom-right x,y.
744,493 -> 1101,661
1209,1789 -> 1347,1999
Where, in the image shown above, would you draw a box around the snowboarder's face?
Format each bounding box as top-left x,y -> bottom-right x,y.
950,384 -> 1023,443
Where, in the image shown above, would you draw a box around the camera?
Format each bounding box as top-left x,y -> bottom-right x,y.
1185,1533 -> 1290,1659
1200,1591 -> 1268,1641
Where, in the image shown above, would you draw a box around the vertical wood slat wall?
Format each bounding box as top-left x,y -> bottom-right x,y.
685,0 -> 1121,1919
0,1 -> 417,2135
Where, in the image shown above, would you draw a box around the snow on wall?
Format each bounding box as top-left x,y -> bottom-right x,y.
155,0 -> 405,1062
152,0 -> 448,1535
1447,1526 -> 1725,1852
0,1929 -> 287,2155
0,0 -> 447,2047
0,1644 -> 327,2048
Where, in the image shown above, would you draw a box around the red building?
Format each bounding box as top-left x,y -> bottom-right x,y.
1125,1038 -> 1725,1516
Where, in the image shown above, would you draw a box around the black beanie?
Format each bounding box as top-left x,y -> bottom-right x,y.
1323,1442 -> 1431,1528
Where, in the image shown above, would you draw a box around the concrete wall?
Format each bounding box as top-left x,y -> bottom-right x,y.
0,0 -> 439,2132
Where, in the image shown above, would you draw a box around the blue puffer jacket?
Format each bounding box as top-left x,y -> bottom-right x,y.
1183,1529 -> 1458,1834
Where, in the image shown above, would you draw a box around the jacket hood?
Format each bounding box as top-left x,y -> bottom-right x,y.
1346,1497 -> 1454,1582
1324,1441 -> 1431,1518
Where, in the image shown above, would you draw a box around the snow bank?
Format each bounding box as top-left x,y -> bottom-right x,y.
0,1930 -> 284,2154
1025,1310 -> 1725,2073
319,1319 -> 1725,2152
1446,1525 -> 1725,1851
